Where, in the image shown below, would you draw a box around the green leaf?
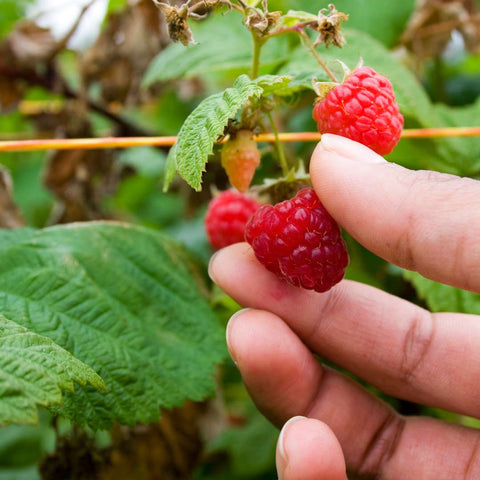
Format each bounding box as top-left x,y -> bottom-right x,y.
174,75 -> 263,191
254,74 -> 301,96
0,223 -> 225,429
404,271 -> 480,314
142,11 -> 289,86
277,10 -> 317,27
0,315 -> 105,426
209,405 -> 277,476
429,98 -> 480,175
163,143 -> 178,192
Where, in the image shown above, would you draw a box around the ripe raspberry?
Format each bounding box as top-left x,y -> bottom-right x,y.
245,188 -> 348,293
221,130 -> 260,193
313,66 -> 403,156
205,190 -> 260,250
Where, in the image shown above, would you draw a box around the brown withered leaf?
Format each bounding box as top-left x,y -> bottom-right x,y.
41,399 -> 226,480
101,402 -> 209,480
2,20 -> 58,69
40,102 -> 121,223
44,148 -> 118,224
401,0 -> 480,60
0,77 -> 23,112
0,168 -> 25,229
81,0 -> 169,105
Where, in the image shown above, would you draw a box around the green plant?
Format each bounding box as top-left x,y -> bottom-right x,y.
0,0 -> 480,478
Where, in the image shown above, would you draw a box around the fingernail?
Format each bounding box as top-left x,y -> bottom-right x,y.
278,416 -> 307,464
226,308 -> 251,364
320,134 -> 387,164
208,250 -> 221,284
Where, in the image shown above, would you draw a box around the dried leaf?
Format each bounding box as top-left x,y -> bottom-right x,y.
0,77 -> 23,112
2,20 -> 58,68
0,168 -> 25,228
82,0 -> 169,105
401,0 -> 480,59
38,103 -> 120,223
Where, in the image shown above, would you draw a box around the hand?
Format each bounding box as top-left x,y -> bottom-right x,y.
208,134 -> 480,480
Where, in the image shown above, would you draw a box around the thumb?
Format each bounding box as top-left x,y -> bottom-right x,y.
310,134 -> 480,292
276,416 -> 347,480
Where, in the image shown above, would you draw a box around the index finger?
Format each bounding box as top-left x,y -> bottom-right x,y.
311,134 -> 480,293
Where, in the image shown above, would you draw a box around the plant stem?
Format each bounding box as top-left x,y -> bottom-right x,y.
267,111 -> 289,176
251,32 -> 263,79
297,29 -> 338,82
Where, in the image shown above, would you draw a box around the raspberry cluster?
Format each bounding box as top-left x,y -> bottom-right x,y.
245,188 -> 349,293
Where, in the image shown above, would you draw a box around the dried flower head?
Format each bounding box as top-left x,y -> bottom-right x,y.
314,4 -> 348,48
153,1 -> 195,46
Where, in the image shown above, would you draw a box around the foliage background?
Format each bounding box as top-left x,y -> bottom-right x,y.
0,0 -> 479,478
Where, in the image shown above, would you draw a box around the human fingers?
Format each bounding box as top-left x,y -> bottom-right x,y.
227,307 -> 480,479
276,416 -> 347,480
311,134 -> 480,293
210,244 -> 480,417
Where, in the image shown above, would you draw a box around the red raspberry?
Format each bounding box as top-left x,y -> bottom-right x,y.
313,66 -> 403,156
245,188 -> 348,293
205,190 -> 260,250
221,130 -> 261,193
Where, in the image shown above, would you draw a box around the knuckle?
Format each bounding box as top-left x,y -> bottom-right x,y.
355,412 -> 405,478
399,310 -> 435,386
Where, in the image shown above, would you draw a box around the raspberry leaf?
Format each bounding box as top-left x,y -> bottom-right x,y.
0,315 -> 105,426
172,75 -> 263,191
0,223 -> 225,429
404,271 -> 480,315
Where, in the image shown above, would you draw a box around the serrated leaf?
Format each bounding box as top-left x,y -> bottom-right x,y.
404,271 -> 480,314
142,12 -> 289,86
0,315 -> 105,426
175,75 -> 263,191
0,223 -> 225,429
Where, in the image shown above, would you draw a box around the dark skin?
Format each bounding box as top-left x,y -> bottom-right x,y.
209,134 -> 480,479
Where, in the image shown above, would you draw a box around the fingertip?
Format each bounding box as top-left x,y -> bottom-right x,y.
277,416 -> 347,480
312,134 -> 386,168
208,242 -> 252,286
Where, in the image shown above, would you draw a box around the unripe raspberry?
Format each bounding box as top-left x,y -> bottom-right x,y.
313,66 -> 403,155
221,130 -> 260,193
205,190 -> 260,250
245,188 -> 348,293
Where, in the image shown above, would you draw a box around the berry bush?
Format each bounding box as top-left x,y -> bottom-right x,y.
0,0 -> 479,478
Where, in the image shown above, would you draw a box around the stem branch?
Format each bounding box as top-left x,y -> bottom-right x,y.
297,29 -> 338,82
251,32 -> 263,79
267,111 -> 289,176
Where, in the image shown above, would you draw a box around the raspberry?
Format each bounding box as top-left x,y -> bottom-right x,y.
245,188 -> 348,293
313,66 -> 403,156
205,190 -> 260,250
221,130 -> 260,193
